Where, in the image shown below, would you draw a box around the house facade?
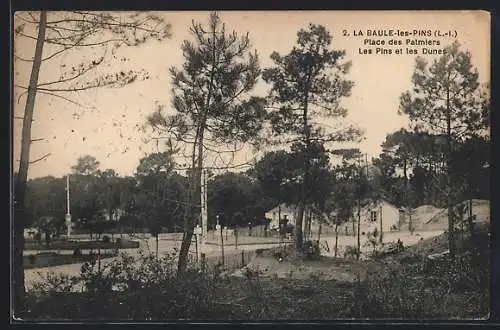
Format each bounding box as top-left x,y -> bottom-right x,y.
265,203 -> 297,229
339,200 -> 402,235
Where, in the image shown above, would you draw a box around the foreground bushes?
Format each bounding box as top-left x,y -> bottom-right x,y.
353,231 -> 490,319
25,233 -> 490,320
27,250 -> 222,320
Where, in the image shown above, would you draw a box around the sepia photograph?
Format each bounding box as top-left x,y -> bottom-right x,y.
11,10 -> 491,321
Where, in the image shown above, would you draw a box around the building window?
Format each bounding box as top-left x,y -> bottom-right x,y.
370,211 -> 377,222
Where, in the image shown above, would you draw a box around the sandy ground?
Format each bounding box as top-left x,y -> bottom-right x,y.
319,229 -> 445,258
231,228 -> 445,283
26,198 -> 489,289
24,233 -> 289,290
24,229 -> 440,289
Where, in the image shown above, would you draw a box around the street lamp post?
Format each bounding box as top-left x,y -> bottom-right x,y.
65,174 -> 72,239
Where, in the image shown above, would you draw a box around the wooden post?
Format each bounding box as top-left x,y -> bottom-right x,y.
201,253 -> 206,273
195,233 -> 199,263
241,250 -> 245,268
334,222 -> 339,257
98,245 -> 101,272
220,225 -> 225,268
357,200 -> 361,260
235,228 -> 238,250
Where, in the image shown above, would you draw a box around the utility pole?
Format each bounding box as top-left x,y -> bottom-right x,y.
356,155 -> 362,260
199,168 -> 208,262
365,153 -> 369,176
65,174 -> 72,239
379,205 -> 383,243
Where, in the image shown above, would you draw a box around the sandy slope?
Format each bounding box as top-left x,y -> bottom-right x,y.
421,199 -> 490,231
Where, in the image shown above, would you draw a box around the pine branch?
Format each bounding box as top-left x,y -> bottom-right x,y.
14,12 -> 39,25
37,53 -> 106,87
29,153 -> 51,164
14,116 -> 34,121
37,90 -> 86,107
47,16 -> 167,35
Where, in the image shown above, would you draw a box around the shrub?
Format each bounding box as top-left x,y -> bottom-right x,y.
302,240 -> 321,260
344,246 -> 359,259
102,235 -> 111,243
30,271 -> 81,295
28,254 -> 37,265
73,248 -> 82,258
27,249 -> 224,320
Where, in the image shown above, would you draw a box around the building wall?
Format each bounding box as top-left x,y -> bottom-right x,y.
265,204 -> 296,229
379,202 -> 401,232
338,201 -> 400,235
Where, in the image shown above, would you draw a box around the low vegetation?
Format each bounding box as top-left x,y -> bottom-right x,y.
25,238 -> 140,250
23,223 -> 489,320
24,252 -> 117,270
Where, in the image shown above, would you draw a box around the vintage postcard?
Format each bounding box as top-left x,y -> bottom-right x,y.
12,10 -> 491,321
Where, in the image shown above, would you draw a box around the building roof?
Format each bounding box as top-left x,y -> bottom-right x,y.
265,203 -> 296,215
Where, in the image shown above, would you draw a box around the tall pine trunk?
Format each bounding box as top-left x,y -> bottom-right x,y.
177,136 -> 201,275
296,203 -> 305,248
357,199 -> 361,260
13,11 -> 47,316
178,24 -> 217,273
295,69 -> 313,251
296,156 -> 309,249
446,83 -> 456,260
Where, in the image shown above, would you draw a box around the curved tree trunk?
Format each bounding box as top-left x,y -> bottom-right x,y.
446,84 -> 456,260
177,125 -> 204,275
13,11 -> 47,316
176,140 -> 199,275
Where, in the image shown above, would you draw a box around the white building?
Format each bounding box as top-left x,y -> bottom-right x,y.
339,200 -> 402,235
265,203 -> 297,229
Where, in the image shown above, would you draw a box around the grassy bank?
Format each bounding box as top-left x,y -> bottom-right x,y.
24,252 -> 117,269
25,238 -> 140,251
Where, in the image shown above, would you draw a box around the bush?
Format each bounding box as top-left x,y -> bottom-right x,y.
73,248 -> 82,258
27,250 -> 223,320
102,235 -> 111,243
352,235 -> 490,319
30,271 -> 81,295
28,254 -> 37,265
302,240 -> 320,260
344,246 -> 359,259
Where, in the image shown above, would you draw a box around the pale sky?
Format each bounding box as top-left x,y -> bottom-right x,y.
13,10 -> 490,179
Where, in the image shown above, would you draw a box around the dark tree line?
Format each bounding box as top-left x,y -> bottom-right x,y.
373,129 -> 489,210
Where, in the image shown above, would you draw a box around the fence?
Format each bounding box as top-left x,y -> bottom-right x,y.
208,249 -> 258,271
206,224 -> 301,241
187,249 -> 258,272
